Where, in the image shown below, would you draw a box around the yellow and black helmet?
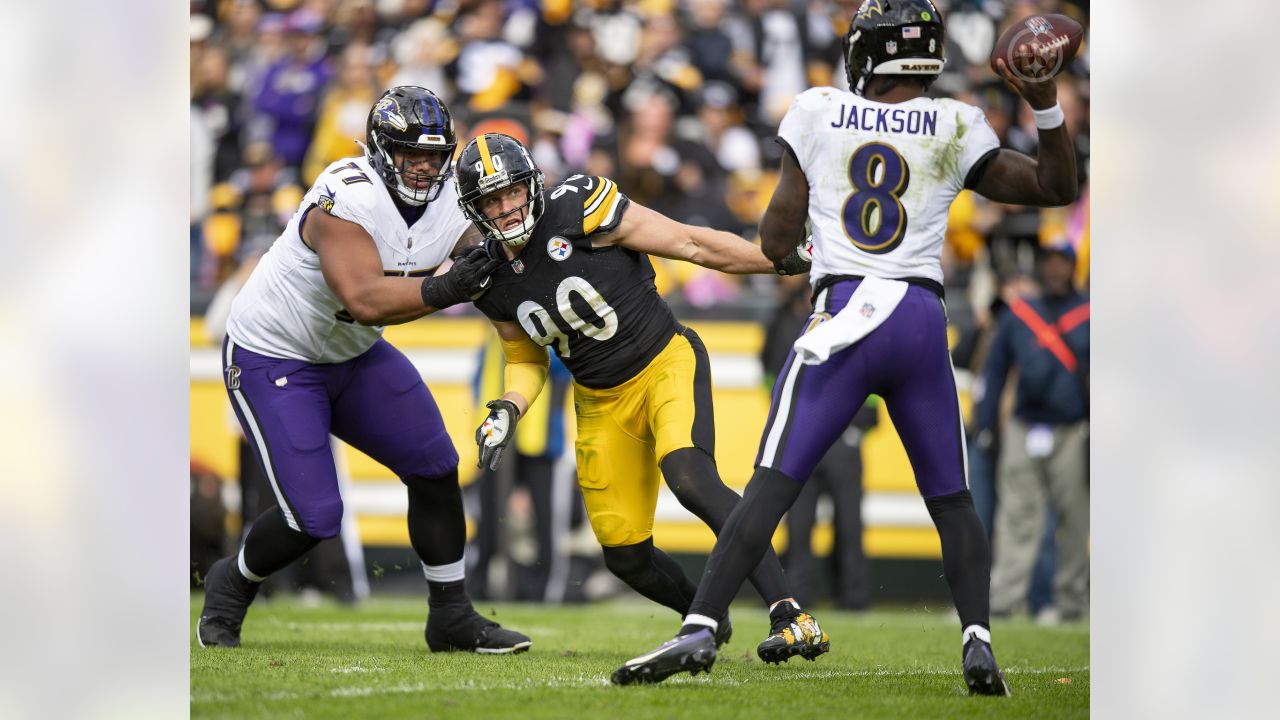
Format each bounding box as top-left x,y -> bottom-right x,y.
455,133 -> 545,247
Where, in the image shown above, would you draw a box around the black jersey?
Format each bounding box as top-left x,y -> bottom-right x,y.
473,174 -> 682,389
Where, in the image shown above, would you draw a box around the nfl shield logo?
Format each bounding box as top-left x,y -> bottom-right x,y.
885,40 -> 898,55
860,302 -> 876,318
548,236 -> 572,261
1027,16 -> 1052,36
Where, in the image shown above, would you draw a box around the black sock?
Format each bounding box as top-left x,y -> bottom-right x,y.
924,489 -> 991,631
603,539 -> 698,615
661,448 -> 793,606
241,505 -> 321,579
687,467 -> 803,620
404,469 -> 467,566
427,579 -> 471,610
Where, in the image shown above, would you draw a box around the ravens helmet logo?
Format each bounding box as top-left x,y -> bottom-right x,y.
373,96 -> 408,132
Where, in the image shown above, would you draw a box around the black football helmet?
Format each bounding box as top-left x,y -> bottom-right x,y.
364,86 -> 457,206
455,133 -> 545,247
844,0 -> 946,95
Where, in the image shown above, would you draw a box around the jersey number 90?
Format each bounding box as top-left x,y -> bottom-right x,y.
515,276 -> 617,357
840,142 -> 911,254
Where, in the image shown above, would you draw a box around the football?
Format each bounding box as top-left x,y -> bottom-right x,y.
989,13 -> 1084,80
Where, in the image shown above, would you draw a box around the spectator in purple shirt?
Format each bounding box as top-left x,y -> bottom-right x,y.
251,9 -> 332,172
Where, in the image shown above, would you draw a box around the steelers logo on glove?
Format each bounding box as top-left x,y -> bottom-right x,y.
475,399 -> 520,471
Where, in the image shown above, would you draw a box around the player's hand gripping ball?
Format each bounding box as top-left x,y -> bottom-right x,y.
990,13 -> 1084,81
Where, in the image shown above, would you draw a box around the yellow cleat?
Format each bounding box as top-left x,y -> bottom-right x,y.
756,603 -> 830,664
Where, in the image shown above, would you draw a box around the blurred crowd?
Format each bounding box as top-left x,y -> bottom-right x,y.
191,0 -> 1088,329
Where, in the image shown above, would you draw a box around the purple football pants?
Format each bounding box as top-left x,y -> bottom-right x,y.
222,336 -> 459,538
756,279 -> 967,498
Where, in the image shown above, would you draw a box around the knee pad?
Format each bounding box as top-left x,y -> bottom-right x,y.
296,498 -> 344,540
602,539 -> 654,581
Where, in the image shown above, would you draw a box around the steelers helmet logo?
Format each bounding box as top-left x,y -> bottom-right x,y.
547,236 -> 572,261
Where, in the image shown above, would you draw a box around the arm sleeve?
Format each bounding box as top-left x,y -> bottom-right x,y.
501,334 -> 550,409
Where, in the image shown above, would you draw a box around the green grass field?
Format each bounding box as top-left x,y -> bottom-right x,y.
191,595 -> 1088,719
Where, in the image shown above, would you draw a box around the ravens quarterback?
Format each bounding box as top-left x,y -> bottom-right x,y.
455,132 -> 824,678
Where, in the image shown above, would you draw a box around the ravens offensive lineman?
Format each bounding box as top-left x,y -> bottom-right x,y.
197,87 -> 531,654
456,133 -> 824,675
617,0 -> 1079,693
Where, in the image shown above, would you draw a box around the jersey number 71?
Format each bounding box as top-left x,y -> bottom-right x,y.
841,141 -> 910,255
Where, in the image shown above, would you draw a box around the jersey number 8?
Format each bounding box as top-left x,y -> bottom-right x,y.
515,276 -> 618,357
840,142 -> 911,255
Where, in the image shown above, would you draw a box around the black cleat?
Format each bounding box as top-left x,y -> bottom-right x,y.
197,556 -> 260,648
611,628 -> 717,685
714,614 -> 733,649
756,602 -> 830,664
426,607 -> 531,654
963,635 -> 1012,696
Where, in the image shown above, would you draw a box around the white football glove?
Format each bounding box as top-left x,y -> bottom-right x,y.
475,399 -> 520,471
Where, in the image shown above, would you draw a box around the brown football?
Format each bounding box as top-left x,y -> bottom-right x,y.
989,13 -> 1084,80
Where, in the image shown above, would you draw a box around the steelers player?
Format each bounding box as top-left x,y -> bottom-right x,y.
456,132 -> 824,671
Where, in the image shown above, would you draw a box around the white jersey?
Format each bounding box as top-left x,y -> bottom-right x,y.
777,87 -> 1000,286
227,155 -> 471,363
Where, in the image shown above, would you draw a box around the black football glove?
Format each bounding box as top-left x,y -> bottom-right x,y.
421,245 -> 503,309
773,235 -> 814,276
475,399 -> 520,471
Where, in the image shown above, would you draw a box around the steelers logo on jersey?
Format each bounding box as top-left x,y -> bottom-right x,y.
547,236 -> 573,262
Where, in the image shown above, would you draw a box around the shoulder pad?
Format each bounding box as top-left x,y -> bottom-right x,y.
543,174 -> 628,241
306,160 -> 380,231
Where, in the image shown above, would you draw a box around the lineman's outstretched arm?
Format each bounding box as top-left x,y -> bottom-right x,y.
305,210 -> 500,325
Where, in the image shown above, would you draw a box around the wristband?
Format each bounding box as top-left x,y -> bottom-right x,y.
1032,103 -> 1065,130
